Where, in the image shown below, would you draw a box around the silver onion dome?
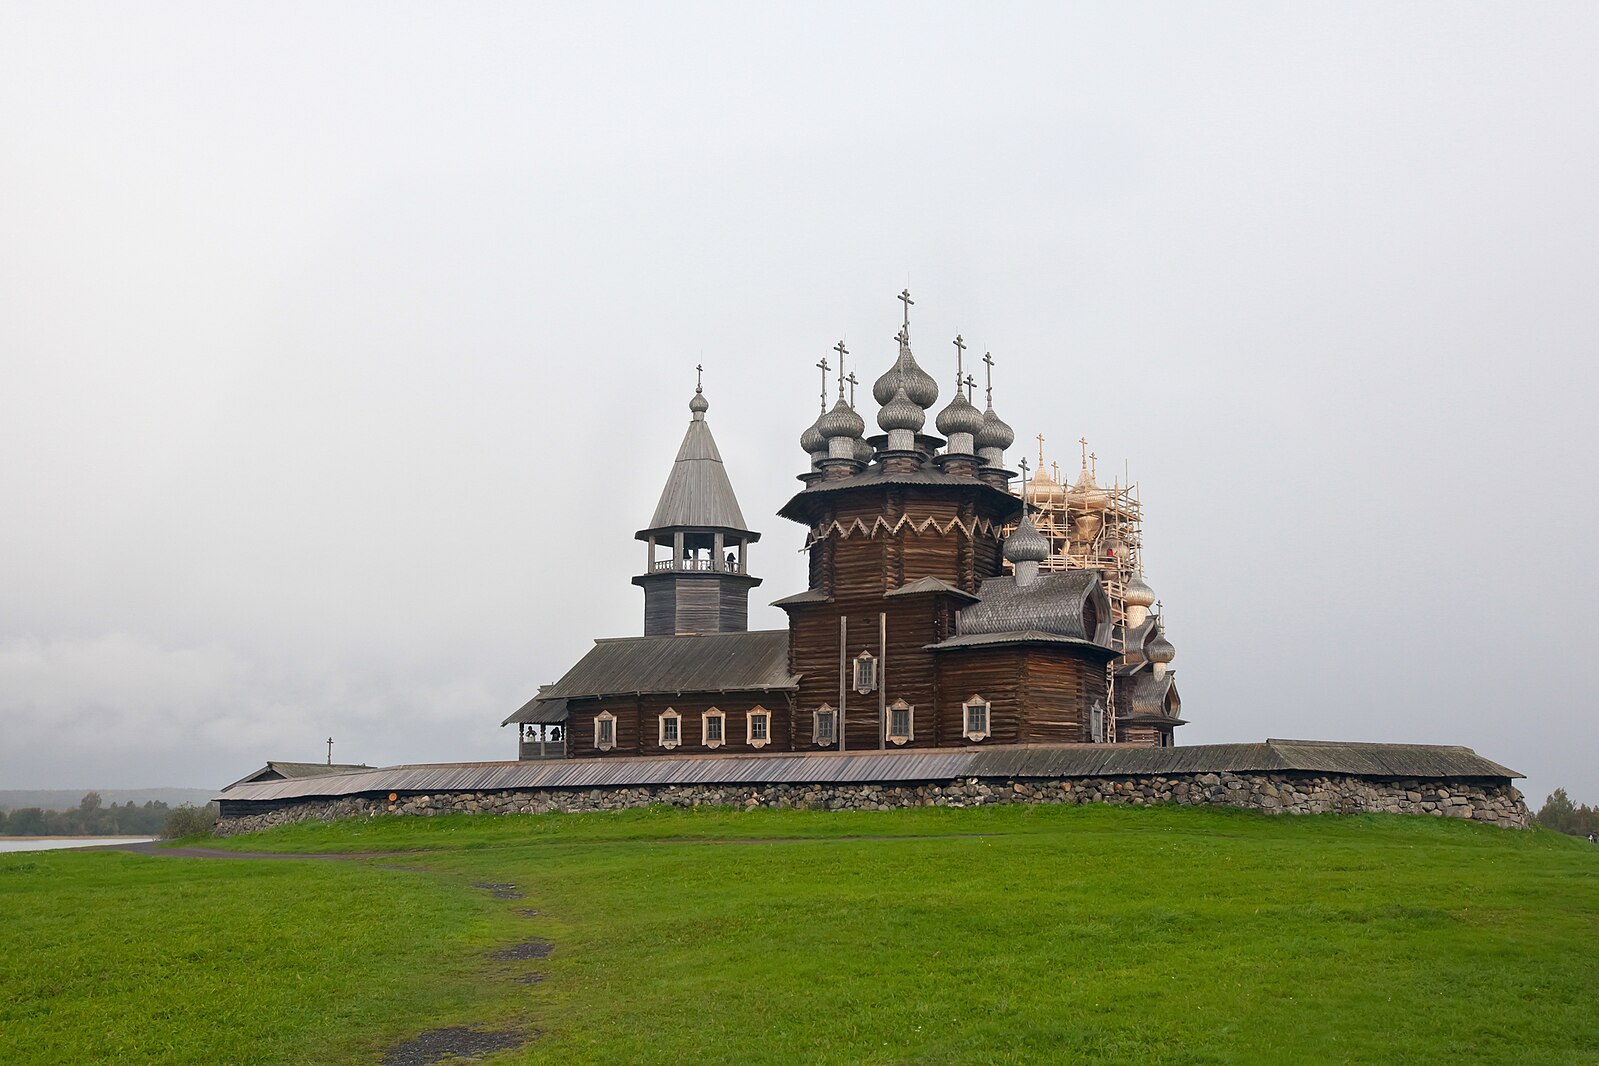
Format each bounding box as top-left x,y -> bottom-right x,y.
1003,513 -> 1050,565
873,333 -> 940,409
818,396 -> 865,440
975,403 -> 1015,452
935,388 -> 985,438
689,390 -> 709,416
853,436 -> 875,464
1145,622 -> 1176,664
878,384 -> 925,433
1124,573 -> 1156,608
799,413 -> 825,456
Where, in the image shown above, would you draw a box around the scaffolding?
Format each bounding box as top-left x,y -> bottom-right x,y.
1006,437 -> 1146,743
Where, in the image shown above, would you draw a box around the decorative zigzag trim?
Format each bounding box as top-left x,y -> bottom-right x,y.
804,514 -> 1005,548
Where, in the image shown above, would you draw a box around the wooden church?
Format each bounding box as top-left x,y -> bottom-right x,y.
506,293 -> 1184,759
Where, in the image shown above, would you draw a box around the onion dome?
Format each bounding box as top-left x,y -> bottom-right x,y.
878,384 -> 925,433
818,396 -> 865,440
1145,621 -> 1176,665
1124,573 -> 1156,608
1025,466 -> 1061,504
689,390 -> 709,417
799,414 -> 825,456
853,436 -> 875,464
873,332 -> 940,409
975,403 -> 1015,452
935,388 -> 985,438
1003,513 -> 1050,565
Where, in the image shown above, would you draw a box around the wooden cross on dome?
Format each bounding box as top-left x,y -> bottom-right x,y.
815,354 -> 830,411
1079,436 -> 1089,468
963,372 -> 976,400
953,334 -> 966,388
845,370 -> 858,406
982,351 -> 995,404
1037,432 -> 1046,470
834,340 -> 849,399
898,288 -> 914,328
695,363 -> 704,392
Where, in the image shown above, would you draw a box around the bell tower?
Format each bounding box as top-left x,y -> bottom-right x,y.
633,373 -> 762,636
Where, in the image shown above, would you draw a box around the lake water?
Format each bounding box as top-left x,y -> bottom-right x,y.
0,837 -> 156,853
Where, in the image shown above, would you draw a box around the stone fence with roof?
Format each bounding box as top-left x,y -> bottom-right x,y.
213,760 -> 1529,836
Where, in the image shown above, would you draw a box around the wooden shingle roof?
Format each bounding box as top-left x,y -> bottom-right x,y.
218,740 -> 1521,804
539,630 -> 797,700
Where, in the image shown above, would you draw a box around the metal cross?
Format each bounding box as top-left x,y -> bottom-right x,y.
963,372 -> 976,400
326,736 -> 333,766
982,351 -> 995,404
815,355 -> 830,411
845,371 -> 858,407
835,340 -> 848,399
695,363 -> 704,392
897,288 -> 914,328
1017,457 -> 1030,513
952,334 -> 966,388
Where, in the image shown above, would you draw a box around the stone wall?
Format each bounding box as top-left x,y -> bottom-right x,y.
214,770 -> 1529,836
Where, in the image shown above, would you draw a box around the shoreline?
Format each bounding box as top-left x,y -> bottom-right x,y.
0,835 -> 159,841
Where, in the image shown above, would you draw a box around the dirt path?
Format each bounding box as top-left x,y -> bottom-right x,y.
81,840 -> 425,860
89,839 -> 546,1063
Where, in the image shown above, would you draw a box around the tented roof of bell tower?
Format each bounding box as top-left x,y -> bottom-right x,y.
638,395 -> 757,538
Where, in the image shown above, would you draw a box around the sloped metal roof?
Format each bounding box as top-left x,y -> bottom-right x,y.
216,740 -> 1521,803
640,416 -> 754,535
539,630 -> 797,700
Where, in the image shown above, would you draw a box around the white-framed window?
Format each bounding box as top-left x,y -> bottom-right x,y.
703,707 -> 725,748
594,710 -> 616,752
813,703 -> 836,746
962,696 -> 990,742
886,699 -> 913,745
659,707 -> 681,749
747,705 -> 772,748
853,651 -> 878,694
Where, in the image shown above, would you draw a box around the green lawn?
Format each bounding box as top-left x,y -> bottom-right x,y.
4,805 -> 1597,1064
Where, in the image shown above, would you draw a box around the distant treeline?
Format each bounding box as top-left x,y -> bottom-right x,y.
0,792 -> 186,837
1535,789 -> 1599,838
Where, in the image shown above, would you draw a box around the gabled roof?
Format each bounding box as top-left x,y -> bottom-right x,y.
538,630 -> 798,700
639,416 -> 754,536
886,575 -> 980,602
221,761 -> 370,792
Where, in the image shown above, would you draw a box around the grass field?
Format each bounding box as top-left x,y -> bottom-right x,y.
3,805 -> 1597,1064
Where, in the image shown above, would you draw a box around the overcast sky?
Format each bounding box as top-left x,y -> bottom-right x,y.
2,4 -> 1595,805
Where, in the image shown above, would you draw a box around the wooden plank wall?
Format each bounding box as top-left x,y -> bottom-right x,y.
566,694 -> 793,757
